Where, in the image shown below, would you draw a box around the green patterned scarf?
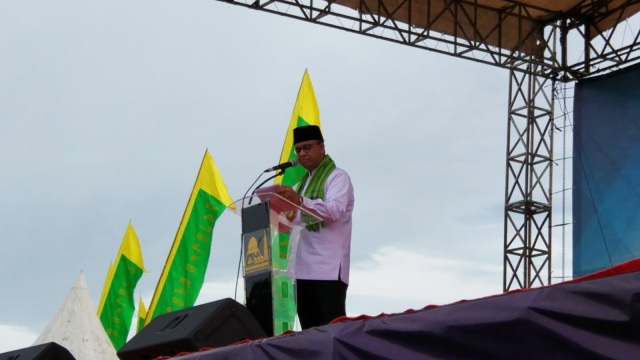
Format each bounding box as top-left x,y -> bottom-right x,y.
295,155 -> 336,231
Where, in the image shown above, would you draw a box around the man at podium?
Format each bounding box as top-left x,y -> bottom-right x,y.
276,125 -> 355,330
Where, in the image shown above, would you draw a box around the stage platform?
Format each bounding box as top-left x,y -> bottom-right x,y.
159,260 -> 640,359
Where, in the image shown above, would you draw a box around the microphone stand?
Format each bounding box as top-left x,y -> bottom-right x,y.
248,170 -> 284,205
242,173 -> 263,210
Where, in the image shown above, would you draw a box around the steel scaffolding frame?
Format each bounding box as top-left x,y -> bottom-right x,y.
218,0 -> 640,290
504,55 -> 555,290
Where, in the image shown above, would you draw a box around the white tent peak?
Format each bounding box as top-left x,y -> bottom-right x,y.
33,271 -> 118,360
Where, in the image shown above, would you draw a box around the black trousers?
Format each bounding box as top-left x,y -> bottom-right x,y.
296,279 -> 348,330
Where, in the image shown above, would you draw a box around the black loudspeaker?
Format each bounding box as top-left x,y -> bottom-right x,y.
0,342 -> 76,360
117,298 -> 267,360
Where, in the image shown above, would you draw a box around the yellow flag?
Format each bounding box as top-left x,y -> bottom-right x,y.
137,297 -> 147,333
274,69 -> 322,186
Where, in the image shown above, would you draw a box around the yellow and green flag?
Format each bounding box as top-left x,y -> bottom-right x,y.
97,222 -> 145,350
272,70 -> 322,334
274,69 -> 322,188
137,297 -> 147,333
144,149 -> 233,325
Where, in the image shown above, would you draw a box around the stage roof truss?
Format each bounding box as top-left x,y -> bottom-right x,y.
222,0 -> 640,79
566,14 -> 640,77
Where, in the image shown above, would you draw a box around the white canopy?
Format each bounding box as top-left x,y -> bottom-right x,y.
33,271 -> 118,360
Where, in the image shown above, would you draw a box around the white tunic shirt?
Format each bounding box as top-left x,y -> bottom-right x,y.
295,167 -> 355,284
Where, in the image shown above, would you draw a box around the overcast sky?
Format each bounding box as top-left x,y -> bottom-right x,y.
0,0 -> 575,352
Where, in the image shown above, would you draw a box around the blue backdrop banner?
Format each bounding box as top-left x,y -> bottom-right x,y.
573,63 -> 640,277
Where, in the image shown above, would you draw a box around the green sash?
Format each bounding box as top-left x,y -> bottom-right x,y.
295,155 -> 336,231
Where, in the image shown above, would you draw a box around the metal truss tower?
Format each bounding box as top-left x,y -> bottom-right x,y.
504,55 -> 555,290
219,0 -> 640,291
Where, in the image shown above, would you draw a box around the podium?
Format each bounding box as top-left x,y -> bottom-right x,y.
228,190 -> 321,336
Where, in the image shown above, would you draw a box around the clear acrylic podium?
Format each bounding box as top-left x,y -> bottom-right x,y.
228,190 -> 321,336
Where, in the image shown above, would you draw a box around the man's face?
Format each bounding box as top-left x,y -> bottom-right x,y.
295,140 -> 325,170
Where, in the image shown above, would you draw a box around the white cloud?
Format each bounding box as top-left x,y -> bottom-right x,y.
0,325 -> 38,353
347,246 -> 502,316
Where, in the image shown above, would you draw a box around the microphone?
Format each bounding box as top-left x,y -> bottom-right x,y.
264,158 -> 299,173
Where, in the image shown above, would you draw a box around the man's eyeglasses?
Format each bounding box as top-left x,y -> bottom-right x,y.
294,142 -> 321,154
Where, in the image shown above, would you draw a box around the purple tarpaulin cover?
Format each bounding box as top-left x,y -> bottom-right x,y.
163,259 -> 640,360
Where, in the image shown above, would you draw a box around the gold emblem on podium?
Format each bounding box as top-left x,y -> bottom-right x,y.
244,229 -> 270,275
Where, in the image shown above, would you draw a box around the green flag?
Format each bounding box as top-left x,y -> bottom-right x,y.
271,70 -> 322,334
145,149 -> 232,325
97,222 -> 145,350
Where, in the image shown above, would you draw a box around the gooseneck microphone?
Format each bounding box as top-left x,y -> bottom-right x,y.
264,158 -> 299,173
236,158 -> 298,301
